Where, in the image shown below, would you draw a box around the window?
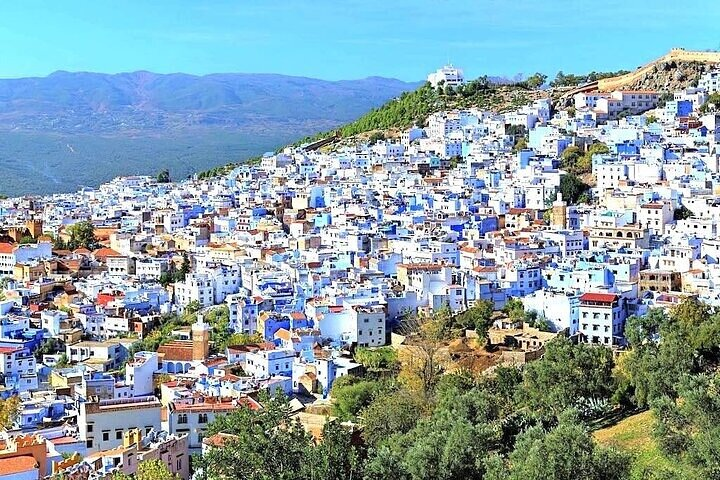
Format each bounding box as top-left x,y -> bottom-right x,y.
199,413 -> 208,424
116,430 -> 123,440
178,414 -> 188,424
87,424 -> 94,433
86,439 -> 93,448
103,431 -> 110,441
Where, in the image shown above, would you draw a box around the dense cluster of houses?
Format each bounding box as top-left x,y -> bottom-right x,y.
1,66 -> 720,478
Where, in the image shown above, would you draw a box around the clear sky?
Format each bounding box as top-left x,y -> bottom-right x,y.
2,0 -> 719,81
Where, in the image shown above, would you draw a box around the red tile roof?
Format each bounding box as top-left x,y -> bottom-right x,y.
0,243 -> 15,254
580,292 -> 618,303
93,247 -> 122,259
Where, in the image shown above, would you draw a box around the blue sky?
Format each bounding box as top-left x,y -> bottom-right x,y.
2,0 -> 719,81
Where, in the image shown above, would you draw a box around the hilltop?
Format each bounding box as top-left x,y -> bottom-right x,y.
0,71 -> 419,195
558,48 -> 720,101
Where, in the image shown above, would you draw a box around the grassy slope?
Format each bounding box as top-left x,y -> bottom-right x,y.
593,410 -> 699,479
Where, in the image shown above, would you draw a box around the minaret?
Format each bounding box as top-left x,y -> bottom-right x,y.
552,192 -> 568,229
192,314 -> 210,361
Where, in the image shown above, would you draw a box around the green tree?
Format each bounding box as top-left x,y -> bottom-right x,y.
521,337 -> 615,415
65,220 -> 98,250
366,387 -> 503,480
674,205 -> 693,220
311,420 -> 364,480
525,72 -> 547,89
330,375 -> 382,420
488,412 -> 630,480
560,145 -> 582,173
174,253 -> 191,282
368,131 -> 386,144
354,346 -> 399,372
185,300 -> 201,316
136,458 -> 180,480
502,298 -> 526,323
361,389 -> 424,447
558,173 -> 590,204
156,169 -> 171,183
700,92 -> 720,113
35,338 -> 63,360
55,353 -> 70,368
197,401 -> 313,479
454,300 -> 494,338
158,271 -> 174,287
197,394 -> 361,480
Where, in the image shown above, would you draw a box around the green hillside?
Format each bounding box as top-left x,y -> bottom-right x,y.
294,78 -> 543,146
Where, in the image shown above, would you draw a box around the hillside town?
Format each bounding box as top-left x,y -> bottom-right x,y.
0,63 -> 720,478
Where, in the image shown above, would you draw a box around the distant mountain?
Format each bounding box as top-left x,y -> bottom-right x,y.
0,71 -> 420,134
0,71 -> 419,195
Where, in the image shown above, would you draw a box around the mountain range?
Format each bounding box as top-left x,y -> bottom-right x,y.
0,71 -> 419,195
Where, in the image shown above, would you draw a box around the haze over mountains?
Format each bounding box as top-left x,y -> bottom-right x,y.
0,71 -> 419,196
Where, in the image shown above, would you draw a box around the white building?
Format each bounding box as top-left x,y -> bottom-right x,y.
427,65 -> 465,88
78,396 -> 162,453
699,69 -> 720,94
244,348 -> 295,378
578,292 -> 626,346
521,289 -> 580,334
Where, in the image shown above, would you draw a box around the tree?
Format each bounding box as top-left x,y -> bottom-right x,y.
354,346 -> 399,372
18,235 -> 36,244
674,205 -> 693,220
398,313 -> 446,398
700,92 -> 720,113
55,353 -> 70,368
0,396 -> 20,429
368,131 -> 386,144
310,420 -> 364,480
624,308 -> 668,348
156,169 -> 171,183
525,72 -> 547,89
65,220 -> 98,250
330,375 -> 382,420
512,136 -> 528,153
174,253 -> 191,282
521,337 -> 615,415
558,173 -> 590,205
502,298 -> 525,323
35,338 -> 63,360
366,387 -> 503,480
488,412 -> 630,480
361,389 -> 424,447
185,300 -> 201,316
136,459 -> 179,480
158,271 -> 174,287
454,300 -> 494,339
197,393 -> 362,480
560,145 -> 582,173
